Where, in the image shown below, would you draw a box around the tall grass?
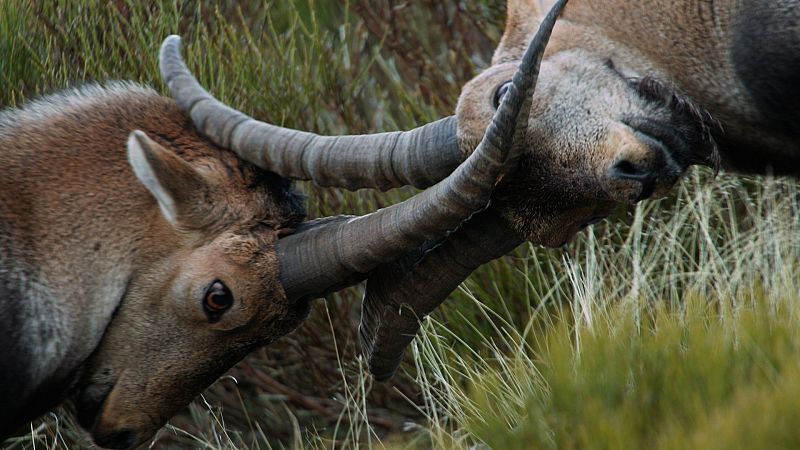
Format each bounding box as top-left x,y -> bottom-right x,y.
413,173 -> 800,449
2,1 -> 799,449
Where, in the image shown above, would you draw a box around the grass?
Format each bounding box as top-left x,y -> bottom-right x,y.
458,291 -> 800,450
2,1 -> 799,449
406,173 -> 800,450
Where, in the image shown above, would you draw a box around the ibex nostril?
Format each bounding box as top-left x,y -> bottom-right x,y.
610,159 -> 651,180
609,160 -> 657,202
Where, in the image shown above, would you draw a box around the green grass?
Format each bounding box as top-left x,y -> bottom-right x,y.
459,291 -> 800,450
2,1 -> 800,449
407,173 -> 800,450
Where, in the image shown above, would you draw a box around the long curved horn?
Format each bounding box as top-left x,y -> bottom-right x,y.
159,36 -> 460,191
359,0 -> 569,380
276,0 -> 566,303
360,209 -> 522,381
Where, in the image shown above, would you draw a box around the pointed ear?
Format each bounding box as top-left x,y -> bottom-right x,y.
127,130 -> 209,228
493,0 -> 551,64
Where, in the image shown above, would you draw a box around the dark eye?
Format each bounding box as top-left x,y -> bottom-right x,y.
493,81 -> 513,108
203,280 -> 233,321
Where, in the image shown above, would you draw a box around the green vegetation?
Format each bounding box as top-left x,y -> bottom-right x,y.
2,1 -> 799,449
413,174 -> 800,450
459,292 -> 800,450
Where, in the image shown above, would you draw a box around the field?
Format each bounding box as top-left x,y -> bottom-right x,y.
2,1 -> 799,449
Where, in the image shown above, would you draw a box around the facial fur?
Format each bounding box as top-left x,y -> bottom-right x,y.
0,83 -> 308,448
457,49 -> 717,246
72,130 -> 309,448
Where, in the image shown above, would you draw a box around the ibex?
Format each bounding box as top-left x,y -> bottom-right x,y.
0,3 -> 566,448
356,0 -> 800,379
169,0 -> 772,380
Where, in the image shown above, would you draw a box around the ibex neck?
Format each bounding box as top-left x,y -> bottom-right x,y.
0,84 -> 168,418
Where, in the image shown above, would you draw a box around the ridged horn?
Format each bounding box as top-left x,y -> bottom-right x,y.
360,209 -> 521,380
275,0 -> 566,303
359,0 -> 570,380
159,35 -> 460,191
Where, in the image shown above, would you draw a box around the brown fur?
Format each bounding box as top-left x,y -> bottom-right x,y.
0,83 -> 306,447
456,0 -> 799,245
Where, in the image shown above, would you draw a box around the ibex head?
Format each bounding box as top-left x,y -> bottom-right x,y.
356,0 -> 723,381
456,0 -> 719,246
69,130 -> 303,448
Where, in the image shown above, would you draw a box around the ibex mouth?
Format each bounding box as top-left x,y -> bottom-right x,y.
553,207 -> 613,247
74,373 -> 116,432
628,77 -> 721,173
74,378 -> 144,450
556,218 -> 604,247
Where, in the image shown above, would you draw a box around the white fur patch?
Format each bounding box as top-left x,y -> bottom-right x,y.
127,131 -> 179,226
0,81 -> 157,132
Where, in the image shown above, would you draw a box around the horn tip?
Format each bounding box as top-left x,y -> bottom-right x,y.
159,35 -> 186,86
160,35 -> 182,56
163,34 -> 181,47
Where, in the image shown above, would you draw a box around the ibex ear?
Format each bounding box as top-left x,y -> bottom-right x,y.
127,130 -> 208,228
493,0 -> 553,64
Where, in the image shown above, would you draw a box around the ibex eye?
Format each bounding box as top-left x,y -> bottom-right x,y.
203,280 -> 233,320
493,81 -> 513,109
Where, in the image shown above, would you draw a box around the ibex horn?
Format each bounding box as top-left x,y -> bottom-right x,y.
359,0 -> 569,380
360,209 -> 522,380
274,0 -> 566,303
159,36 -> 460,191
